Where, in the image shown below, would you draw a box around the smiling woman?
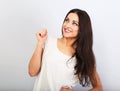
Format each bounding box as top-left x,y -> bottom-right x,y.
62,13 -> 79,38
28,8 -> 103,91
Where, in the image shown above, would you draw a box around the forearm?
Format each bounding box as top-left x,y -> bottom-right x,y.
28,42 -> 43,76
88,87 -> 103,91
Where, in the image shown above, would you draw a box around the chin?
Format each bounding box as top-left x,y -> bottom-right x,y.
63,34 -> 71,37
63,35 -> 74,39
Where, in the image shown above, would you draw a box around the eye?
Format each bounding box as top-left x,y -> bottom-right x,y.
72,21 -> 79,26
64,18 -> 69,22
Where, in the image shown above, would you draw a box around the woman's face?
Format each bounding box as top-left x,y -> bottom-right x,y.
62,13 -> 79,38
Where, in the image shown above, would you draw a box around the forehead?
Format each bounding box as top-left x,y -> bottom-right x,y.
67,13 -> 79,22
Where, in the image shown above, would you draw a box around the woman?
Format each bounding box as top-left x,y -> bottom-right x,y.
28,8 -> 103,91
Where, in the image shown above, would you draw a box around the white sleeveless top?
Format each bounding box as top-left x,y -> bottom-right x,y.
33,36 -> 79,91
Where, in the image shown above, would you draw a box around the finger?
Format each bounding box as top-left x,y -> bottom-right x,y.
36,32 -> 41,37
37,31 -> 46,37
62,86 -> 70,89
40,29 -> 47,37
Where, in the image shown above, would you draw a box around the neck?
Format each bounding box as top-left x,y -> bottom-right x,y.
61,37 -> 76,47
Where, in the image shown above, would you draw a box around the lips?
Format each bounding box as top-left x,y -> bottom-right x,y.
64,28 -> 72,33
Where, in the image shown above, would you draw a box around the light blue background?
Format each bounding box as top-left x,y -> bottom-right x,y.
0,0 -> 120,91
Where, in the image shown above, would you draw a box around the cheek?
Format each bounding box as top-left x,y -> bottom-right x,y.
74,28 -> 79,35
62,23 -> 65,29
62,26 -> 64,32
74,31 -> 78,37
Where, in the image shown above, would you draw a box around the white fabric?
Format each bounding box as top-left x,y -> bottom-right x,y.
33,36 -> 79,91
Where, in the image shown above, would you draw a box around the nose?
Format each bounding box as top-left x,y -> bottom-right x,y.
66,22 -> 72,28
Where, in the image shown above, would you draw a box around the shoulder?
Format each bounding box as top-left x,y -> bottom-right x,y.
44,35 -> 58,47
46,35 -> 57,43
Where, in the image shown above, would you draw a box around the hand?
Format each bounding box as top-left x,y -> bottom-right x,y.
36,29 -> 47,47
60,86 -> 73,91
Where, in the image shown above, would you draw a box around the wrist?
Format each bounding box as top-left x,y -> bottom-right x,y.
37,42 -> 45,48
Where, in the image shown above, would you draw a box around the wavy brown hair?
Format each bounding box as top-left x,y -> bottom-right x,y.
62,9 -> 97,87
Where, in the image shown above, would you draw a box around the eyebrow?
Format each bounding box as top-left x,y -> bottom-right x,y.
73,20 -> 79,24
66,17 -> 79,23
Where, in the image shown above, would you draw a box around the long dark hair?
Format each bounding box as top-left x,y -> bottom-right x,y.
62,9 -> 97,87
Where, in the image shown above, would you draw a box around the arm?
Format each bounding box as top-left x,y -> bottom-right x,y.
89,69 -> 103,91
28,29 -> 47,77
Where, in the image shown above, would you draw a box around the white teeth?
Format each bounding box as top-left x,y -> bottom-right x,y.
65,29 -> 71,33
